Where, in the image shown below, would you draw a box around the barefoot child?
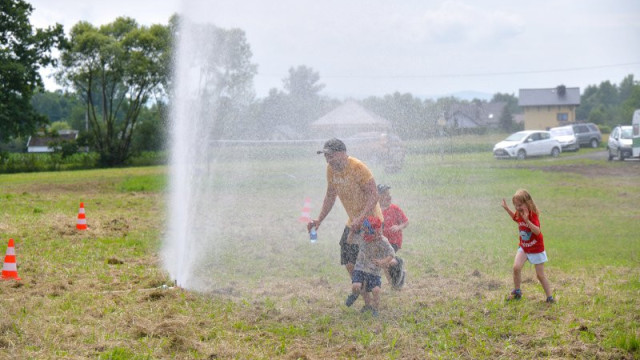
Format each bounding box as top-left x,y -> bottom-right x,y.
501,189 -> 555,303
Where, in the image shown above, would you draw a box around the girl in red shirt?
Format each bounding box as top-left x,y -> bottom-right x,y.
501,189 -> 554,303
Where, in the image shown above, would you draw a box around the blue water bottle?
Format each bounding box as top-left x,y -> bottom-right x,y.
310,225 -> 317,243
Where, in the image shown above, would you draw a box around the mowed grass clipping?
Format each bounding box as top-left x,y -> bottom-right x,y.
0,146 -> 639,359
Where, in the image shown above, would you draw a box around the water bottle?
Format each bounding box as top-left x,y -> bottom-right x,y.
310,226 -> 317,243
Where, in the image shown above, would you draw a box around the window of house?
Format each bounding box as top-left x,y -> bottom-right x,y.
557,113 -> 568,122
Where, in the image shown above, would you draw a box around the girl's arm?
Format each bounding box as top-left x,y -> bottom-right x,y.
501,198 -> 516,218
521,209 -> 541,235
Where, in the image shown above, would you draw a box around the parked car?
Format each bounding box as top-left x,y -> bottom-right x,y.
607,125 -> 633,161
493,130 -> 562,160
344,132 -> 406,173
550,125 -> 579,151
572,123 -> 602,148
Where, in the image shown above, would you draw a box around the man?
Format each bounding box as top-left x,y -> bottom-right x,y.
308,138 -> 383,278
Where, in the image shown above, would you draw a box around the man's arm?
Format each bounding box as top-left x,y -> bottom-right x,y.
350,178 -> 379,231
308,184 -> 337,231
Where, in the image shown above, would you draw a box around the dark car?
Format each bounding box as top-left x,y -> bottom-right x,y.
572,123 -> 602,148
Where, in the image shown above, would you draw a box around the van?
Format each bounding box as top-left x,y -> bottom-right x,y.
550,125 -> 579,151
632,109 -> 640,158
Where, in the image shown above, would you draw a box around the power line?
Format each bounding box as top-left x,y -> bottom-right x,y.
256,61 -> 640,80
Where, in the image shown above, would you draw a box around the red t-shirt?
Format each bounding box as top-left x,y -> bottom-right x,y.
382,204 -> 408,248
512,211 -> 544,253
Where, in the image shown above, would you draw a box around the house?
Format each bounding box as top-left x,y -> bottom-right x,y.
518,86 -> 580,130
311,100 -> 391,138
27,130 -> 79,153
445,102 -> 507,129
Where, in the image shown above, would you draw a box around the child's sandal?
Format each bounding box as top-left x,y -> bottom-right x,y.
506,289 -> 522,301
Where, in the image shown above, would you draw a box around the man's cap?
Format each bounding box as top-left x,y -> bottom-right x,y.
316,138 -> 346,154
377,184 -> 391,193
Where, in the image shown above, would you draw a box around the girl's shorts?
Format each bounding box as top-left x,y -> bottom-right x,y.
518,247 -> 548,264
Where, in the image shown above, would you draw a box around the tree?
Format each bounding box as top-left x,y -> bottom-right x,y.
31,90 -> 85,129
491,93 -> 519,115
131,102 -> 168,152
57,17 -> 170,166
256,65 -> 334,139
498,105 -> 514,132
0,0 -> 64,141
283,65 -> 325,100
173,16 -> 258,140
282,66 -> 327,134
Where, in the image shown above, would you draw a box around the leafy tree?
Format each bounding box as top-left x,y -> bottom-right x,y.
491,92 -> 519,115
173,16 -> 258,140
0,0 -> 64,141
257,65 -> 335,139
282,66 -> 328,134
498,105 -> 514,132
131,102 -> 168,152
283,65 -> 325,100
620,84 -> 640,124
49,121 -> 71,132
577,75 -> 640,127
363,92 -> 432,140
57,17 -> 171,166
31,90 -> 85,128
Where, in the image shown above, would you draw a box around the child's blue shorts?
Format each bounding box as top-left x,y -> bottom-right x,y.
351,270 -> 382,292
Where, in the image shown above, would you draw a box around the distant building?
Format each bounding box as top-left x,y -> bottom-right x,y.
311,100 -> 391,138
27,130 -> 79,153
445,102 -> 507,129
518,86 -> 580,130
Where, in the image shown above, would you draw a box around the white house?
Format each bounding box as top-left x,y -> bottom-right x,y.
26,130 -> 79,153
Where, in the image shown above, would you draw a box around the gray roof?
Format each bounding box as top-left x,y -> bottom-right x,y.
27,130 -> 78,147
448,102 -> 506,127
518,87 -> 580,106
312,100 -> 390,128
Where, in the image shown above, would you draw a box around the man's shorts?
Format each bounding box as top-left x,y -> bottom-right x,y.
351,270 -> 382,292
518,247 -> 548,264
340,226 -> 359,265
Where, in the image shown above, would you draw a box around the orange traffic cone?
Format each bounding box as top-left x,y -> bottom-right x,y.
298,197 -> 312,223
1,238 -> 21,281
76,202 -> 87,230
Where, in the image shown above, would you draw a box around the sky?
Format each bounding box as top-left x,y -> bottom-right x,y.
28,0 -> 640,100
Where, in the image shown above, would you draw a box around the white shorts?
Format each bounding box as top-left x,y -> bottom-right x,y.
518,247 -> 548,264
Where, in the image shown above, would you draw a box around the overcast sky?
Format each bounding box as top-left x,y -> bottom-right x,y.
29,0 -> 640,99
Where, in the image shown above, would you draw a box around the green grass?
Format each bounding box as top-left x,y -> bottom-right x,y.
0,139 -> 638,359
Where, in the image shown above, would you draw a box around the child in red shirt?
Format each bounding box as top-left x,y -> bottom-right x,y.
377,184 -> 408,290
501,189 -> 554,303
377,184 -> 409,252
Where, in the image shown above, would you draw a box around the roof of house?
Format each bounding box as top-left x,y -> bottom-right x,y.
518,87 -> 580,107
27,130 -> 78,147
312,100 -> 391,128
448,102 -> 506,127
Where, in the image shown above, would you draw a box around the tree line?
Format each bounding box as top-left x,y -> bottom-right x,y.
2,0 -> 639,166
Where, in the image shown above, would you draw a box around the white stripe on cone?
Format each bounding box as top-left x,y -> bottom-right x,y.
2,262 -> 17,271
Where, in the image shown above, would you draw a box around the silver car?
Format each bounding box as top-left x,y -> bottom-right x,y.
493,130 -> 562,160
607,125 -> 633,161
550,125 -> 580,152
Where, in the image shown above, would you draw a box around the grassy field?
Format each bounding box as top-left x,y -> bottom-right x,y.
0,141 -> 639,359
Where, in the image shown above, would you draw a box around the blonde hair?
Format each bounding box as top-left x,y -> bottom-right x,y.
512,189 -> 539,216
